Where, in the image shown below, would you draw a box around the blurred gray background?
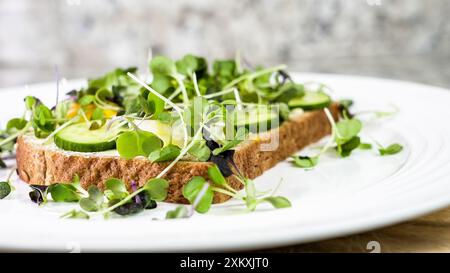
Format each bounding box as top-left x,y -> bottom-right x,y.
0,0 -> 449,88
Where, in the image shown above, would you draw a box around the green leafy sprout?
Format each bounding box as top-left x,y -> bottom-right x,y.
0,167 -> 16,199
292,106 -> 403,169
166,164 -> 292,218
376,142 -> 403,156
53,176 -> 169,219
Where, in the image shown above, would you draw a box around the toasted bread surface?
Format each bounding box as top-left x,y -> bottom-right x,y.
16,104 -> 339,204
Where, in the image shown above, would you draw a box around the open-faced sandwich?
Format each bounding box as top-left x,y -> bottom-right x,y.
0,54 -> 402,219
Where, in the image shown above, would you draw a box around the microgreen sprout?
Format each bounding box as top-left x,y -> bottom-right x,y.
202,88 -> 235,99
0,167 -> 17,199
374,140 -> 403,156
192,72 -> 202,97
0,122 -> 31,147
60,209 -> 90,220
292,156 -> 319,169
157,126 -> 203,178
181,164 -> 292,215
92,178 -> 168,216
54,177 -> 168,218
359,142 -> 373,150
292,107 -> 364,168
93,89 -> 121,111
223,64 -> 287,90
166,205 -> 189,219
127,72 -> 189,149
150,56 -> 190,105
233,88 -> 243,110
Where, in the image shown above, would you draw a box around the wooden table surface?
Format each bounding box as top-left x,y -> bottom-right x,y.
267,207 -> 450,253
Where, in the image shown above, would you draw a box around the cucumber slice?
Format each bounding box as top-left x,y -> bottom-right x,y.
288,91 -> 331,110
234,108 -> 280,133
54,123 -> 119,152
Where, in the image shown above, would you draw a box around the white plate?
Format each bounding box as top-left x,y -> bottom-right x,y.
1,73 -> 450,252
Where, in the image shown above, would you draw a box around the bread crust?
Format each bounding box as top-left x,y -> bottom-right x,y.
16,104 -> 339,204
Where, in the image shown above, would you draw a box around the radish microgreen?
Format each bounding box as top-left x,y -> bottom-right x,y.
6,118 -> 28,134
0,182 -> 11,199
127,72 -> 189,149
150,56 -> 189,105
148,144 -> 181,162
166,206 -> 189,219
176,54 -> 207,80
79,185 -> 104,212
207,164 -> 230,189
293,105 -> 403,169
104,178 -> 129,200
182,176 -> 214,214
188,140 -> 211,161
377,142 -> 403,156
53,177 -> 169,218
48,184 -> 82,202
116,129 -> 163,159
61,209 -> 90,220
292,108 -> 363,168
359,142 -> 373,150
0,167 -> 16,199
212,127 -> 247,156
142,178 -> 169,202
260,196 -> 292,209
180,165 -> 292,215
292,156 -> 319,168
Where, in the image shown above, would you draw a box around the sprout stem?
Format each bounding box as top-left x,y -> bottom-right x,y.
314,107 -> 339,158
203,88 -> 235,99
173,74 -> 190,106
211,186 -> 236,197
192,73 -> 201,97
233,88 -> 243,111
127,72 -> 189,148
0,122 -> 31,147
156,126 -> 203,179
167,87 -> 181,102
223,64 -> 286,90
324,107 -> 341,139
6,166 -> 16,182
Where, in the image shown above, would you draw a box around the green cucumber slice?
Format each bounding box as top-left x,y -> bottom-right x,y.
54,123 -> 119,152
234,107 -> 280,133
288,91 -> 331,110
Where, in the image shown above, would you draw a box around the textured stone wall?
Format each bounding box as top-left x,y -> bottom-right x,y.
0,0 -> 449,87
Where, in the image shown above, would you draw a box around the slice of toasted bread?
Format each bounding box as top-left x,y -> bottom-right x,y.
16,104 -> 340,204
